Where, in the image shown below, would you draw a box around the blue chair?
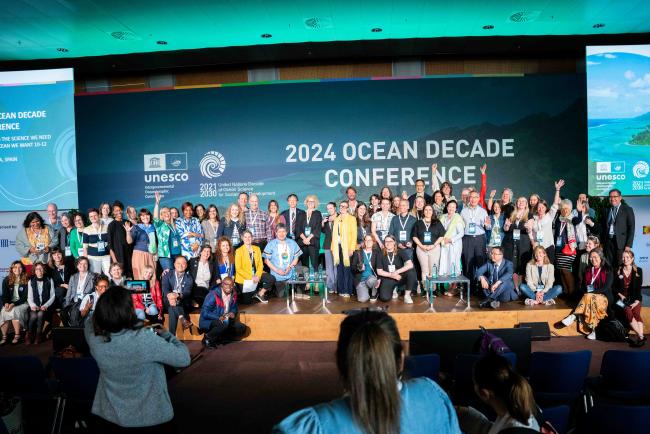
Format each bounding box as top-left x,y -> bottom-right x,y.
452,352 -> 518,408
0,356 -> 51,399
404,353 -> 440,382
584,404 -> 650,434
49,356 -> 100,434
528,351 -> 591,408
588,350 -> 650,402
540,405 -> 570,434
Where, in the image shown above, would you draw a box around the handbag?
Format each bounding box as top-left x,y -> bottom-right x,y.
478,326 -> 511,354
561,243 -> 576,256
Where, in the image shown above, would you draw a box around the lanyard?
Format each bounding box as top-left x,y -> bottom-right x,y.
387,253 -> 395,266
249,212 -> 259,227
364,250 -> 376,275
468,207 -> 478,223
399,215 -> 410,230
590,267 -> 602,285
175,273 -> 184,292
610,206 -> 619,224
306,211 -> 312,226
559,221 -> 566,236
381,213 -> 390,230
423,220 -> 431,232
209,220 -> 218,234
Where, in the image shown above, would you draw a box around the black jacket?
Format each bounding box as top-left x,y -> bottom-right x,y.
188,257 -> 218,289
613,267 -> 643,304
600,203 -> 635,250
48,264 -> 73,287
351,248 -> 383,287
295,210 -> 322,248
281,208 -> 306,241
2,276 -> 28,306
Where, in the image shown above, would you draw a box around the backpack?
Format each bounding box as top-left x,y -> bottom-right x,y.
479,326 -> 511,354
595,318 -> 627,342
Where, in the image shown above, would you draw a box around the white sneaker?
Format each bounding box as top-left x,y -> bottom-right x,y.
544,299 -> 556,306
525,298 -> 536,306
404,293 -> 413,304
392,289 -> 399,299
587,331 -> 596,340
561,314 -> 576,327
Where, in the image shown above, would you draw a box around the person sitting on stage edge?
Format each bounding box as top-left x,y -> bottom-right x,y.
613,249 -> 645,347
189,245 -> 217,307
263,224 -> 302,299
520,246 -> 563,306
475,246 -> 518,309
79,275 -> 109,323
376,235 -> 418,303
274,310 -> 461,434
199,277 -> 246,349
557,248 -> 613,340
133,265 -> 163,322
161,256 -> 194,336
235,230 -> 274,304
351,234 -> 382,302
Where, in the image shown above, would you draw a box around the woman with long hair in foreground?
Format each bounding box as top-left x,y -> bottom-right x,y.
274,310 -> 460,434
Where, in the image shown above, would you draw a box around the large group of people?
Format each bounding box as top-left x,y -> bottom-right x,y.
1,162 -> 643,345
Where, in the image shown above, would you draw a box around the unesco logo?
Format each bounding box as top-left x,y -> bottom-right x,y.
632,161 -> 649,179
199,151 -> 226,179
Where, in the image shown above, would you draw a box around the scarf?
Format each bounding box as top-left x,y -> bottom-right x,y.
26,227 -> 50,248
558,214 -> 577,249
442,213 -> 464,239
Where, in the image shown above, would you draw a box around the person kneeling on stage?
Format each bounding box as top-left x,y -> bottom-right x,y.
235,230 -> 275,304
376,235 -> 417,303
351,234 -> 382,302
475,247 -> 518,309
199,277 -> 246,348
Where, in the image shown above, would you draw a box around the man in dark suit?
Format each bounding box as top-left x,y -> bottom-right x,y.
161,256 -> 194,336
475,246 -> 518,308
601,189 -> 635,268
280,193 -> 306,242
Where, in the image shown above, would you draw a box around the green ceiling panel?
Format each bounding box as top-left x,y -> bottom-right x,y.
0,0 -> 649,61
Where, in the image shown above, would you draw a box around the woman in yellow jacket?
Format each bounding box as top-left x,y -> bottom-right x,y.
235,230 -> 274,304
332,201 -> 358,297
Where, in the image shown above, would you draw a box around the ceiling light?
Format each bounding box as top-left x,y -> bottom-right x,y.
483,25 -> 494,30
156,40 -> 168,45
56,48 -> 68,52
593,23 -> 605,28
371,28 -> 383,33
261,33 -> 272,38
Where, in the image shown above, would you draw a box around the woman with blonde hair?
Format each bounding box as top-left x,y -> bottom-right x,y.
297,195 -> 322,274
558,248 -> 612,340
520,246 -> 563,306
502,196 -> 531,288
275,310 -> 460,434
217,203 -> 246,248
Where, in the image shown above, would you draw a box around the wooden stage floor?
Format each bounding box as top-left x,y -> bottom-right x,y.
176,292 -> 650,342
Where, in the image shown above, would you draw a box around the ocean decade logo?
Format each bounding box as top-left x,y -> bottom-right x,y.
200,151 -> 227,179
632,161 -> 649,179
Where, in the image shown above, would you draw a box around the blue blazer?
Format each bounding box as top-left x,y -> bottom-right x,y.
161,271 -> 193,301
475,259 -> 515,290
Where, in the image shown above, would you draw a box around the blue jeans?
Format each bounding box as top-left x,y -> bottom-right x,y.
135,305 -> 159,321
159,256 -> 179,271
520,284 -> 563,301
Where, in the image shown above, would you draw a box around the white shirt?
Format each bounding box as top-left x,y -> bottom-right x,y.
195,261 -> 211,288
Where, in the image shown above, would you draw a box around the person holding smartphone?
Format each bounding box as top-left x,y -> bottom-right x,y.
80,276 -> 109,322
